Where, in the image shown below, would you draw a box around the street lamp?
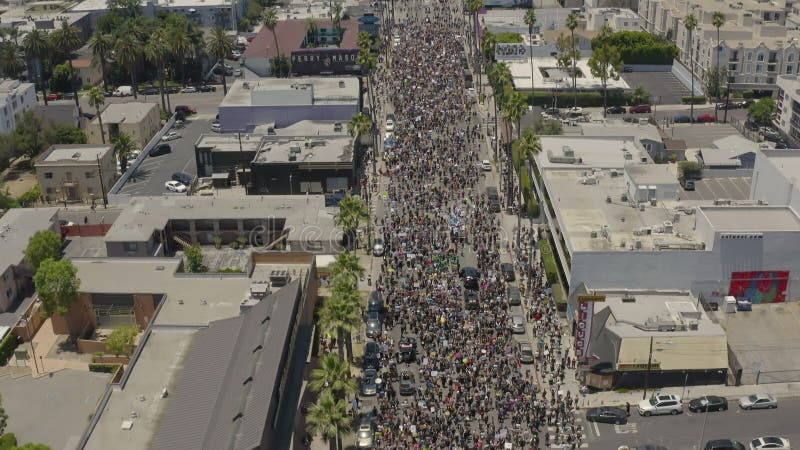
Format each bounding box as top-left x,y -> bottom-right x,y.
289,174 -> 293,195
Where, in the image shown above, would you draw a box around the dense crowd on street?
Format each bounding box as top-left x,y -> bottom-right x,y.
353,0 -> 584,448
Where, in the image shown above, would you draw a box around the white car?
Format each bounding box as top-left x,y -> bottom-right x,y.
510,315 -> 525,334
164,180 -> 187,193
739,393 -> 777,410
162,131 -> 181,141
373,238 -> 385,256
211,123 -> 221,133
480,159 -> 492,171
638,394 -> 683,416
180,87 -> 197,93
750,437 -> 791,450
234,68 -> 243,77
355,422 -> 373,449
385,119 -> 394,132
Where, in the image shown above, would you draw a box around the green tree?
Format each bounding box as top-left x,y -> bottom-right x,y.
333,195 -> 368,250
168,23 -> 193,88
269,55 -> 291,77
88,87 -> 106,144
684,14 -> 699,121
88,31 -> 113,92
263,8 -> 281,73
531,116 -> 563,135
331,1 -> 343,44
144,28 -> 170,113
50,63 -> 75,93
14,444 -> 53,450
183,244 -> 207,273
206,28 -> 234,94
357,31 -> 373,52
0,42 -> 25,79
748,97 -> 777,127
502,91 -> 527,140
22,29 -> 51,105
347,112 -> 372,141
309,354 -> 357,398
305,392 -> 351,450
24,230 -> 62,272
32,258 -> 80,320
318,289 -> 360,362
17,185 -> 41,207
329,250 -> 365,288
52,124 -> 87,144
50,20 -> 82,107
114,34 -> 142,99
588,44 -> 623,116
104,324 -> 138,356
0,394 -> 7,436
467,0 -> 483,59
678,160 -> 702,179
112,133 -> 137,172
630,85 -> 651,105
12,110 -> 47,158
524,10 -> 537,96
565,12 -> 579,107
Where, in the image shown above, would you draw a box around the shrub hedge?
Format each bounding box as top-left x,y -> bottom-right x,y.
0,333 -> 20,366
681,96 -> 707,104
88,363 -> 121,373
523,90 -> 629,108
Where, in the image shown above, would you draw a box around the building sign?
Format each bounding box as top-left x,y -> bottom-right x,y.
575,294 -> 604,361
617,362 -> 661,371
291,48 -> 360,75
495,43 -> 528,60
577,295 -> 607,302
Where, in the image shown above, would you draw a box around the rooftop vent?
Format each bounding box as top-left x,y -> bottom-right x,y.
71,152 -> 81,159
622,292 -> 636,302
338,80 -> 345,88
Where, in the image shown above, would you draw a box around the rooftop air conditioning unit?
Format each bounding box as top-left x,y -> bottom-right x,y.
243,82 -> 250,89
622,292 -> 636,302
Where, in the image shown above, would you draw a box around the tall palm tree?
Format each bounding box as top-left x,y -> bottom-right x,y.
684,14 -> 698,121
87,87 -> 106,144
263,8 -> 280,73
356,48 -> 378,146
88,31 -> 113,92
712,11 -> 726,120
334,195 -> 368,250
357,31 -> 372,52
23,29 -> 51,105
7,27 -> 19,47
115,35 -> 142,99
113,133 -> 137,172
305,19 -> 319,48
0,42 -> 24,79
205,28 -> 233,95
565,12 -> 579,108
51,20 -> 82,107
144,28 -> 170,113
467,0 -> 483,59
309,354 -> 357,398
347,112 -> 372,146
331,1 -> 343,44
306,392 -> 351,450
330,250 -> 365,287
503,91 -> 527,140
516,128 -> 541,238
524,9 -> 537,102
168,26 -> 193,87
319,291 -> 361,362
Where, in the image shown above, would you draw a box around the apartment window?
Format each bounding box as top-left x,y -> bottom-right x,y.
730,51 -> 739,60
84,171 -> 95,179
788,65 -> 794,74
44,172 -> 53,179
123,242 -> 138,252
755,64 -> 763,73
768,77 -> 775,84
45,187 -> 53,194
86,187 -> 94,194
757,53 -> 765,61
768,64 -> 776,72
747,52 -> 753,61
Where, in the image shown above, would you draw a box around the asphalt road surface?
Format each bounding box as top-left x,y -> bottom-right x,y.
583,396 -> 800,450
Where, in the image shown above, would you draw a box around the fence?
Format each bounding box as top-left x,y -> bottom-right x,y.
61,223 -> 112,237
671,59 -> 705,96
728,116 -> 762,142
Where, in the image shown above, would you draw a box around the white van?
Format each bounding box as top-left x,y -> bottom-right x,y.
113,86 -> 133,97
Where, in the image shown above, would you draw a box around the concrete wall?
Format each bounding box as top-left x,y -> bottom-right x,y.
133,294 -> 155,330
87,104 -> 161,148
750,151 -> 800,210
218,104 -> 358,131
51,293 -> 98,337
0,266 -> 16,313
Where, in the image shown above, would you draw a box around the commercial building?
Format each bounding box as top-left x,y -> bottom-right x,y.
0,79 -> 37,134
242,19 -> 360,77
573,286 -> 728,389
218,77 -> 359,132
102,195 -> 340,257
0,208 -> 60,313
69,0 -> 241,30
751,149 -> 800,211
585,8 -> 641,32
87,102 -> 161,148
776,74 -> 800,141
696,135 -> 759,169
35,144 -> 116,204
639,0 -> 799,93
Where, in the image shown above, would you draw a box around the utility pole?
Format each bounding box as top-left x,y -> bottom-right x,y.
96,154 -> 108,208
642,335 -> 654,400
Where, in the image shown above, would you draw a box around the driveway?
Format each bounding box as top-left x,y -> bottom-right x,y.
622,72 -> 690,105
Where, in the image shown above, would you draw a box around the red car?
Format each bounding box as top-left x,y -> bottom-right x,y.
45,93 -> 61,101
695,113 -> 715,123
629,104 -> 652,113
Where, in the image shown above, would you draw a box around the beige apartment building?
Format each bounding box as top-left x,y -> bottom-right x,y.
35,144 -> 116,204
86,102 -> 161,148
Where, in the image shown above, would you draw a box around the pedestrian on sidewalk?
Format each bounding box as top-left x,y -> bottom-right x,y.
626,401 -> 631,416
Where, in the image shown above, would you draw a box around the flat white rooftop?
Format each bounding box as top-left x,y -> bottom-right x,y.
509,57 -> 630,91
699,206 -> 800,232
760,150 -> 800,186
37,144 -> 113,164
537,136 -> 651,170
220,77 -> 359,108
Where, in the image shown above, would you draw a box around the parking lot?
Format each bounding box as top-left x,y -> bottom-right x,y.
117,116 -> 212,197
621,72 -> 690,105
681,176 -> 752,201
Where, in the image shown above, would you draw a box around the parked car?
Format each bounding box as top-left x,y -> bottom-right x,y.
113,86 -> 133,97
760,127 -> 782,142
229,50 -> 242,60
385,118 -> 395,132
140,87 -> 159,95
542,107 -> 560,117
164,180 -> 187,193
749,437 -> 790,450
161,131 -> 181,141
510,315 -> 525,334
586,406 -> 628,424
606,105 -> 626,115
629,104 -> 652,113
172,172 -> 193,185
622,66 -> 634,72
704,439 -> 746,450
717,102 -> 739,110
460,266 -> 479,290
234,68 -> 243,77
62,92 -> 75,100
689,395 -> 728,412
180,86 -> 197,94
363,342 -> 379,370
638,394 -> 682,416
360,368 -> 378,396
355,420 -> 374,449
674,114 -> 692,123
519,341 -> 535,364
198,84 -> 216,92
149,143 -> 171,157
174,105 -> 196,116
507,286 -> 521,306
480,159 -> 492,171
399,371 -> 416,396
696,113 -> 716,123
211,122 -> 221,133
500,262 -> 515,281
165,86 -> 180,94
367,291 -> 383,314
738,393 -> 777,410
45,93 -> 62,101
373,238 -> 385,256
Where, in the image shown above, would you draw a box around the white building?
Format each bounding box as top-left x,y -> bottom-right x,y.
0,79 -> 37,134
639,0 -> 799,92
69,0 -> 242,29
776,74 -> 800,140
585,8 -> 641,32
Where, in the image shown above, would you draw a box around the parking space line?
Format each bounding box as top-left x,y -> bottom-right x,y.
592,421 -> 600,437
729,177 -> 750,198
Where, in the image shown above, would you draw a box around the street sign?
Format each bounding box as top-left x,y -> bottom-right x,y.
577,295 -> 606,302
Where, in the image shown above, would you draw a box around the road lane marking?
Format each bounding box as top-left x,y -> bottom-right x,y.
614,423 -> 638,434
592,421 -> 600,437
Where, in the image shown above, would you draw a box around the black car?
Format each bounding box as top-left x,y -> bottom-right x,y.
140,87 -> 159,95
149,143 -> 171,157
460,266 -> 479,290
775,140 -> 790,149
62,92 -> 75,100
399,337 -> 416,362
367,291 -> 383,314
399,371 -> 415,396
622,66 -> 634,72
500,262 -> 515,281
165,86 -> 179,94
689,395 -> 728,412
363,342 -> 380,370
172,172 -> 193,185
360,368 -> 378,396
464,291 -> 479,310
507,286 -> 521,306
704,439 -> 745,450
198,84 -> 216,92
586,406 -> 628,424
606,105 -> 626,115
674,114 -> 692,123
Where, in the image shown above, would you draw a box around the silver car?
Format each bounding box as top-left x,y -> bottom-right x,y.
510,315 -> 525,334
356,422 -> 374,448
519,342 -> 534,363
738,393 -> 777,410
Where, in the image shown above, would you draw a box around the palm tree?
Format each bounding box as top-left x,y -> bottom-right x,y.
565,12 -> 579,108
516,128 -> 541,238
318,291 -> 361,362
0,42 -> 24,79
205,28 -> 233,95
306,392 -> 351,450
467,0 -> 483,59
144,28 -> 170,113
684,14 -> 699,122
347,112 -> 372,141
524,9 -> 537,101
330,250 -> 365,287
712,11 -> 726,120
115,35 -> 142,99
334,195 -> 368,250
168,26 -> 193,87
263,8 -> 280,74
113,133 -> 137,172
88,31 -> 113,93
331,1 -> 343,44
309,354 -> 357,398
88,87 -> 106,144
23,29 -> 51,105
503,91 -> 527,141
51,20 -> 82,107
305,19 -> 319,48
356,48 -> 378,147
357,31 -> 372,52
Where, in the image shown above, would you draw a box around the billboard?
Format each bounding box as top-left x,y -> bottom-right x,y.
290,48 -> 360,75
495,43 -> 528,60
728,271 -> 789,303
575,294 -> 605,361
